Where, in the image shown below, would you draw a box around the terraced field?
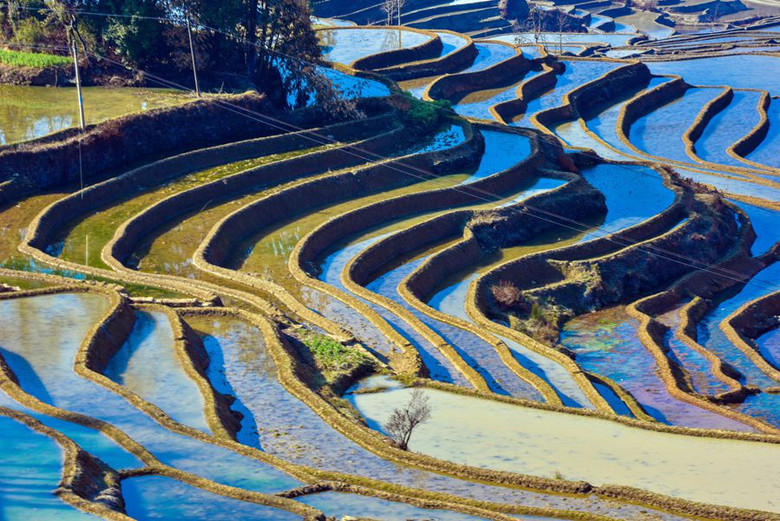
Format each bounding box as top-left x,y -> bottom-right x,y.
1,8 -> 780,521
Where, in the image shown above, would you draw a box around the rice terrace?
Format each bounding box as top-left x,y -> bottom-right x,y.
0,0 -> 779,519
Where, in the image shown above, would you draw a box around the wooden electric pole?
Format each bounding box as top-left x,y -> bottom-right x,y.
71,38 -> 86,130
186,15 -> 201,97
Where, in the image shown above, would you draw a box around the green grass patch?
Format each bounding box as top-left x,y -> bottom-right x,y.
303,331 -> 368,371
0,49 -> 70,68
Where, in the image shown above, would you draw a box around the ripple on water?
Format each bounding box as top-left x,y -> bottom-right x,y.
559,307 -> 755,431
122,475 -> 299,521
0,415 -> 98,520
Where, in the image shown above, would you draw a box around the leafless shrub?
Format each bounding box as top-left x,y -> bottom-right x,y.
383,388 -> 431,450
491,280 -> 524,309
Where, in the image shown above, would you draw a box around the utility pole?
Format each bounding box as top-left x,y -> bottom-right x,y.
186,14 -> 201,97
71,38 -> 86,130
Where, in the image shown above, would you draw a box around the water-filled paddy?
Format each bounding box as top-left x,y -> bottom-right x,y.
320,28 -> 432,65
58,144 -> 326,269
0,293 -> 301,494
122,475 -> 299,520
746,97 -> 780,169
697,262 -> 780,426
458,42 -> 516,73
184,315 -> 641,515
559,308 -> 752,430
0,414 -> 98,520
693,90 -> 763,167
516,60 -> 621,125
629,86 -> 724,162
585,76 -> 670,157
298,491 -> 503,521
656,307 -> 734,397
348,376 -> 780,512
579,163 -> 675,242
646,55 -> 780,93
104,310 -> 210,433
0,86 -> 186,145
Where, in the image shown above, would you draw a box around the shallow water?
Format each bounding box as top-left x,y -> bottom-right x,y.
559,308 -> 753,430
677,168 -> 780,202
697,262 -> 780,426
630,87 -> 724,163
693,90 -> 763,168
348,376 -> 779,512
515,60 -> 621,125
0,388 -> 141,469
647,55 -> 780,93
321,67 -> 391,98
747,97 -> 780,169
585,76 -> 670,157
579,163 -> 675,242
460,130 -> 532,184
298,491 -> 505,521
320,28 -> 431,65
104,310 -> 210,433
0,293 -> 301,494
436,31 -> 470,57
729,200 -> 780,257
756,328 -> 779,372
0,86 -> 185,145
492,33 -> 636,47
459,42 -> 517,73
184,316 -> 658,518
656,307 -> 733,397
122,475 -> 299,520
0,414 -> 99,520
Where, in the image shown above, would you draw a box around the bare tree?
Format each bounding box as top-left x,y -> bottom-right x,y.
383,388 -> 431,451
555,9 -> 568,56
381,0 -> 408,47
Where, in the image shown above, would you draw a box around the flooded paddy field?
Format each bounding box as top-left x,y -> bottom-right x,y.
2,8 -> 780,520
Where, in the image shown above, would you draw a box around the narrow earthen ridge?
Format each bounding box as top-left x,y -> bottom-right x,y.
0,282 -> 567,519
292,125 -> 543,379
616,74 -> 689,151
626,298 -> 776,434
260,308 -> 780,521
677,297 -> 746,394
0,92 -> 298,200
731,90 -> 773,166
531,59 -> 651,134
683,86 -> 733,163
424,41 -> 530,103
522,195 -> 741,316
343,210 -> 492,392
196,119 -> 483,373
722,286 -> 780,384
134,303 -> 242,440
1,276 -> 779,518
26,108 -> 397,255
376,30 -> 479,81
156,306 -> 626,521
0,286 -> 161,466
395,177 -> 611,410
490,62 -> 563,125
0,407 -> 133,521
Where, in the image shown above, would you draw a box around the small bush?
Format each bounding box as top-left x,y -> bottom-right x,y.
303,332 -> 367,371
491,280 -> 524,309
402,92 -> 451,130
0,49 -> 70,68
